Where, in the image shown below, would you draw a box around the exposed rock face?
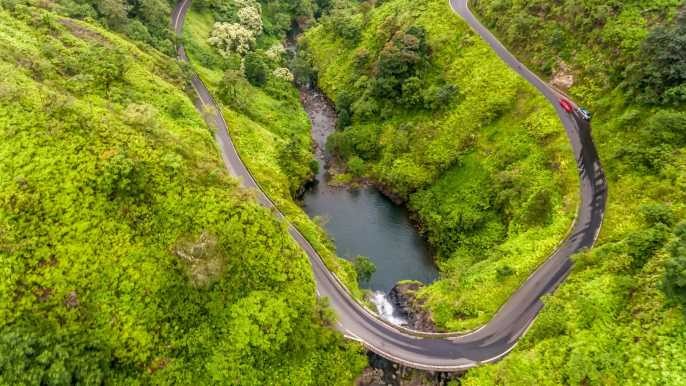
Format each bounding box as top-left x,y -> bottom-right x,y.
356,352 -> 462,386
64,290 -> 79,308
388,281 -> 436,332
551,60 -> 575,90
356,366 -> 385,386
355,285 -> 460,385
373,181 -> 406,205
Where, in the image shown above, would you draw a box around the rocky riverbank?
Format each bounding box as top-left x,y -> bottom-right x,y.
356,353 -> 462,386
355,283 -> 461,386
388,281 -> 436,332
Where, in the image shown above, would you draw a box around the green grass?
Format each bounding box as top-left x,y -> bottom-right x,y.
304,0 -> 578,330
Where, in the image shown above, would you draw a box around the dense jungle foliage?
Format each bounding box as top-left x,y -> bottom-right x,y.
11,0 -> 181,53
461,0 -> 686,384
0,2 -> 366,384
180,0 -> 366,293
4,0 -> 685,382
302,0 -> 579,330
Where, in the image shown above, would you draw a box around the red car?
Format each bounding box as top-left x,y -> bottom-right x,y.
559,99 -> 574,113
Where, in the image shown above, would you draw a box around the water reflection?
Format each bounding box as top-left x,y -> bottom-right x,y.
300,88 -> 438,293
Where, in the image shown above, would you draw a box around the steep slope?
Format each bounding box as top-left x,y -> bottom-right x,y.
0,4 -> 365,384
179,0 -> 365,294
463,1 -> 686,384
170,0 -> 608,373
303,0 -> 579,331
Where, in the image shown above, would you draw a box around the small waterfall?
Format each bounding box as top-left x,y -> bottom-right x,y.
370,291 -> 407,326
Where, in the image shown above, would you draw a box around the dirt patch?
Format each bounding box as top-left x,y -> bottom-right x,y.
64,290 -> 79,308
550,60 -> 574,90
174,232 -> 225,287
59,19 -> 112,47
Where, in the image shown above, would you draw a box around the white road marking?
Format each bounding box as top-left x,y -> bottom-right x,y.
171,0 -> 607,371
173,0 -> 189,31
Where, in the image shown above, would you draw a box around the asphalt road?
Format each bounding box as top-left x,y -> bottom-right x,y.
172,0 -> 607,371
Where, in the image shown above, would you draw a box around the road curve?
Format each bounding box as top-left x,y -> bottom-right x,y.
171,0 -> 607,371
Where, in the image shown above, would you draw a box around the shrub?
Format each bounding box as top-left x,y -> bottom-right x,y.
0,318 -> 112,385
350,96 -> 379,120
335,90 -> 354,128
353,47 -> 370,70
640,202 -> 675,227
519,188 -> 553,227
626,224 -> 670,269
353,256 -> 376,284
58,0 -> 97,19
290,47 -> 316,86
642,111 -> 686,147
400,76 -> 423,107
373,25 -> 430,99
272,67 -> 294,82
122,103 -> 157,129
337,109 -> 351,129
95,0 -> 127,28
122,19 -> 153,44
329,9 -> 362,44
218,69 -> 246,108
77,46 -> 128,95
244,52 -> 269,86
625,15 -> 686,105
626,111 -> 686,170
496,265 -> 514,281
664,222 -> 686,302
265,43 -> 285,62
96,153 -> 148,201
347,156 -> 365,177
135,0 -> 169,30
309,159 -> 319,175
422,83 -> 458,110
167,98 -> 187,118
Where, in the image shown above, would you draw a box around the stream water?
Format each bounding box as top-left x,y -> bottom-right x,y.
299,88 -> 438,303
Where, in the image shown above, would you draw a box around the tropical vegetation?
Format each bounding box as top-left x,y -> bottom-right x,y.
462,1 -> 686,383
302,0 -> 579,330
3,0 -> 685,382
0,1 -> 366,384
180,0 -> 368,295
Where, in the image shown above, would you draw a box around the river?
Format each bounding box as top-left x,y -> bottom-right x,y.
299,87 -> 438,298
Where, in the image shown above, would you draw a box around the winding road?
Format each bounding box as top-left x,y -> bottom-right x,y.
172,0 -> 607,371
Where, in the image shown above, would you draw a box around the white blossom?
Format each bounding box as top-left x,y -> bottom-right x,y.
265,43 -> 286,61
208,22 -> 255,56
272,67 -> 294,82
234,0 -> 260,11
237,6 -> 262,34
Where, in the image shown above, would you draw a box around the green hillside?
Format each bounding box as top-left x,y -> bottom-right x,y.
302,0 -> 579,330
180,0 -> 366,295
0,3 -> 365,384
3,0 -> 685,382
462,1 -> 686,384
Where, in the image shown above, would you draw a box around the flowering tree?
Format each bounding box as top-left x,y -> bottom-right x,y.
208,0 -> 263,58
234,0 -> 260,9
208,22 -> 255,56
265,43 -> 286,61
272,67 -> 294,82
237,6 -> 262,34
